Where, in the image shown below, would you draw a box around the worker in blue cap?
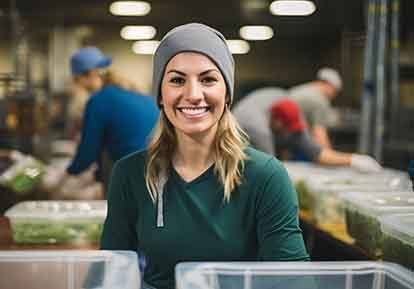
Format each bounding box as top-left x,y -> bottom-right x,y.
59,46 -> 159,191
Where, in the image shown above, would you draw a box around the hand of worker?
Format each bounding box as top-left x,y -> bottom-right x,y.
41,167 -> 68,191
350,154 -> 382,173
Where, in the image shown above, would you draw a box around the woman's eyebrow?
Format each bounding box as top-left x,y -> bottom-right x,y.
166,69 -> 186,75
200,69 -> 220,76
166,68 -> 219,76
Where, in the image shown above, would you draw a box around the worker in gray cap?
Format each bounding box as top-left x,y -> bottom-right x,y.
288,67 -> 342,150
101,23 -> 309,289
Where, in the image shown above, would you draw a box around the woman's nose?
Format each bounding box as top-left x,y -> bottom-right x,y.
184,79 -> 203,102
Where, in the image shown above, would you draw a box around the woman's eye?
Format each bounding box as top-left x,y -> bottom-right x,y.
170,77 -> 185,84
201,77 -> 218,84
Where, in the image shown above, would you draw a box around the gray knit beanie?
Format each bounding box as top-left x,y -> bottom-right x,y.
152,23 -> 235,107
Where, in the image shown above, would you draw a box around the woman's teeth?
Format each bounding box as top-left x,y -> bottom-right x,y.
179,107 -> 209,115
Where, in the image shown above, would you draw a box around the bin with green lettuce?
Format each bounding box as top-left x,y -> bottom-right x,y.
5,200 -> 107,244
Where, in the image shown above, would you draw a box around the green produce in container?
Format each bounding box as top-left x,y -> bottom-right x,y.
12,222 -> 79,244
0,155 -> 45,194
294,180 -> 313,211
382,235 -> 414,270
11,221 -> 104,244
343,192 -> 414,259
5,201 -> 107,244
345,209 -> 383,257
380,213 -> 414,270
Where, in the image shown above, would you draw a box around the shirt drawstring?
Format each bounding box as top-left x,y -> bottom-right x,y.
156,172 -> 167,228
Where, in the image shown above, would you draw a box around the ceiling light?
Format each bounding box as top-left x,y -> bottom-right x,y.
110,1 -> 151,16
121,26 -> 156,40
132,40 -> 160,55
239,26 -> 274,41
226,40 -> 250,54
269,0 -> 316,16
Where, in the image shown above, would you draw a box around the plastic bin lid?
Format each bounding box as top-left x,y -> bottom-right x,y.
380,213 -> 414,245
0,250 -> 140,289
4,200 -> 107,220
176,261 -> 414,289
341,191 -> 414,217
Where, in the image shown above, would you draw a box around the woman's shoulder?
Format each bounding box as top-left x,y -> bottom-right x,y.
113,149 -> 148,173
243,146 -> 286,179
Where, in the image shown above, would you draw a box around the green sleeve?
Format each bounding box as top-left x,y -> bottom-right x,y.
100,161 -> 138,250
256,158 -> 310,261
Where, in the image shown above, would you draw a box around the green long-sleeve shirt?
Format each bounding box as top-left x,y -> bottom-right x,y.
101,146 -> 309,289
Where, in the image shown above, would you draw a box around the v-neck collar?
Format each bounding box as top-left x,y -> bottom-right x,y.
171,164 -> 215,186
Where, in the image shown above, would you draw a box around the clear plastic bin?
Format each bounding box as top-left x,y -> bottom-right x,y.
176,261 -> 414,289
5,200 -> 107,244
342,192 -> 414,257
0,250 -> 140,289
305,170 -> 410,228
283,162 -> 350,214
380,213 -> 414,270
283,164 -> 410,221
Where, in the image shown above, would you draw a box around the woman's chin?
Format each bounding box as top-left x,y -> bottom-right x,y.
177,124 -> 217,138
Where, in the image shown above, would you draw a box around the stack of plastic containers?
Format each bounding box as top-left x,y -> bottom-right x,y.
304,169 -> 410,228
283,162 -> 350,215
380,213 -> 414,270
176,262 -> 414,289
5,200 -> 107,244
0,250 -> 140,289
342,192 -> 414,257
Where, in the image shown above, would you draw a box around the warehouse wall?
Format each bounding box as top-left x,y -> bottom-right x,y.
0,42 -> 12,74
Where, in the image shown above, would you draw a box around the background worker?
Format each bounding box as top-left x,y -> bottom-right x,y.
56,47 -> 160,190
232,87 -> 286,155
288,67 -> 342,149
269,99 -> 382,173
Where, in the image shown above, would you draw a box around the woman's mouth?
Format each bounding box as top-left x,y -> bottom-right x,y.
176,106 -> 210,118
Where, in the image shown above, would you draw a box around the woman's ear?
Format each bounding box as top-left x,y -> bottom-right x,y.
225,94 -> 231,107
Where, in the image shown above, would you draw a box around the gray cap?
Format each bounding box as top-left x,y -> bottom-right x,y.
152,23 -> 235,107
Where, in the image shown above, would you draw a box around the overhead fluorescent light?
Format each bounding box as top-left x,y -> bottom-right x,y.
239,26 -> 274,41
269,0 -> 316,16
132,40 -> 160,55
110,1 -> 151,16
226,40 -> 250,54
121,26 -> 156,40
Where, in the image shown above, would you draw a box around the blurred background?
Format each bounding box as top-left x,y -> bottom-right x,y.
0,0 -> 413,264
0,0 -> 413,165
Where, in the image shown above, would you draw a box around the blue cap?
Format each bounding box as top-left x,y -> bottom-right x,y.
70,47 -> 112,76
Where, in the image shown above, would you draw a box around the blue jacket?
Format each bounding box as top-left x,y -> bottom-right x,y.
67,85 -> 159,175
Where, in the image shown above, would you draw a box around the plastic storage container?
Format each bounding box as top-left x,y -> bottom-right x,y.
5,200 -> 107,244
380,213 -> 414,270
342,192 -> 414,257
283,162 -> 350,214
0,153 -> 45,195
0,250 -> 140,289
176,261 -> 414,289
305,169 -> 411,228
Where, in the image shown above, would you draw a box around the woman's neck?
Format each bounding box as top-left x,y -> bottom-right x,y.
173,127 -> 216,173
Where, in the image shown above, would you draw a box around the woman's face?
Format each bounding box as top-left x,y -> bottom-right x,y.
160,52 -> 227,138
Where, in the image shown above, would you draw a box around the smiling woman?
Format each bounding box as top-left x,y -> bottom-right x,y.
101,23 -> 309,289
160,52 -> 227,137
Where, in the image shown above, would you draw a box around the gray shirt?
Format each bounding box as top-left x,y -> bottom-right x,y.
288,83 -> 334,128
232,87 -> 286,155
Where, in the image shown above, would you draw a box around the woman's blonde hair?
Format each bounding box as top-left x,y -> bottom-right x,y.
145,106 -> 249,202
